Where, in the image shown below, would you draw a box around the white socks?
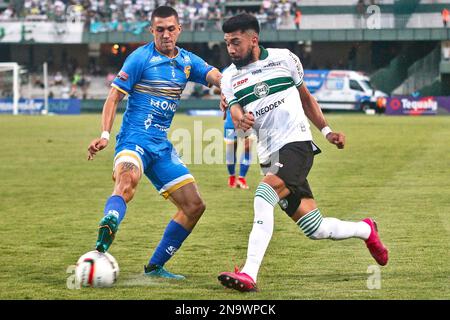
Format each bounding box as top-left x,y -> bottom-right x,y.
297,208 -> 371,240
241,183 -> 278,282
241,185 -> 372,283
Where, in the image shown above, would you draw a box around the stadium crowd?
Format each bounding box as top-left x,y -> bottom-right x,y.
1,0 -> 309,31
1,0 -> 439,32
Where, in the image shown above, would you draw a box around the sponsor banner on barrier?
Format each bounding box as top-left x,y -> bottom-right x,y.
385,96 -> 444,115
436,96 -> 450,113
0,99 -> 80,114
0,22 -> 83,43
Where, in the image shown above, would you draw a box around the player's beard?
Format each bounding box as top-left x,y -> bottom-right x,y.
232,48 -> 254,68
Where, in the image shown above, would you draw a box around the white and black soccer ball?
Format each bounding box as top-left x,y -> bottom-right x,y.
75,251 -> 119,288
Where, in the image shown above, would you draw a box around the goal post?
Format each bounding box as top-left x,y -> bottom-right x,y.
0,62 -> 20,115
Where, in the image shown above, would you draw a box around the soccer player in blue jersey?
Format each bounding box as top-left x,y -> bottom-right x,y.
224,108 -> 252,189
87,6 -> 222,279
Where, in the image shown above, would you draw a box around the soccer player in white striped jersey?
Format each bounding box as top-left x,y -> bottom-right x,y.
218,13 -> 388,292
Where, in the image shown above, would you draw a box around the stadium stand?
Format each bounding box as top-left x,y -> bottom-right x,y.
1,0 -> 449,29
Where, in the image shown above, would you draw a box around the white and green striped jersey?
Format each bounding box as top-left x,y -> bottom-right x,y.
221,47 -> 312,164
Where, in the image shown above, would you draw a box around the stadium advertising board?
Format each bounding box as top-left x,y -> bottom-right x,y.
384,96 -> 449,115
0,98 -> 80,114
0,22 -> 83,43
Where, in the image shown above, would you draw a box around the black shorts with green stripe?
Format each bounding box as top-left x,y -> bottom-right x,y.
260,141 -> 321,217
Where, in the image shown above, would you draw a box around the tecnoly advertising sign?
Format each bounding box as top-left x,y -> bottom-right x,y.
386,96 -> 439,115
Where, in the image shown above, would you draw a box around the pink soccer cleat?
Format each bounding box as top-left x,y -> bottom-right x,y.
228,176 -> 237,188
218,267 -> 257,292
363,218 -> 389,266
237,177 -> 249,189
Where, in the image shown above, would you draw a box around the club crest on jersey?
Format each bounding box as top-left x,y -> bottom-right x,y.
254,82 -> 270,98
184,66 -> 191,79
117,70 -> 129,81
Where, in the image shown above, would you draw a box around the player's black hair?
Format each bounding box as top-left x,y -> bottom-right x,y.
222,13 -> 260,34
151,6 -> 179,23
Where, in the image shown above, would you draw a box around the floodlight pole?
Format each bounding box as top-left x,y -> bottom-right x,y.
43,62 -> 48,114
13,63 -> 19,115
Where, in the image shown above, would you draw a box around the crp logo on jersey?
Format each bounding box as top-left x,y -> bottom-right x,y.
254,82 -> 270,98
233,78 -> 248,89
150,98 -> 177,112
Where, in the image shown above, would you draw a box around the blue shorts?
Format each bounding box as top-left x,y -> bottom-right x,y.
114,133 -> 194,199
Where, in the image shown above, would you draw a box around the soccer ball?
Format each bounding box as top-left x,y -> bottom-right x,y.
75,251 -> 119,288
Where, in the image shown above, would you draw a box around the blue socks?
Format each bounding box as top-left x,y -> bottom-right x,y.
226,143 -> 236,176
239,149 -> 251,178
104,195 -> 127,224
227,164 -> 236,176
149,220 -> 191,267
226,143 -> 251,178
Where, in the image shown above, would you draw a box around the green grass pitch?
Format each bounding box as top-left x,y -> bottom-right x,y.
0,113 -> 449,299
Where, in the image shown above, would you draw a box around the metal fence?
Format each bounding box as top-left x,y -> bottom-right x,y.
398,45 -> 441,94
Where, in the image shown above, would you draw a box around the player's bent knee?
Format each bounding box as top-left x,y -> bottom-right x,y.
198,201 -> 206,215
193,199 -> 206,216
184,199 -> 206,219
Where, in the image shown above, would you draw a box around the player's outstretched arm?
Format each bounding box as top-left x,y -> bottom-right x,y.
219,93 -> 228,119
206,68 -> 222,90
87,87 -> 125,160
207,68 -> 226,116
298,84 -> 345,149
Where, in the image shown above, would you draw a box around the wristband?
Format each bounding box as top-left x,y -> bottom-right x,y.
321,126 -> 332,138
101,131 -> 110,141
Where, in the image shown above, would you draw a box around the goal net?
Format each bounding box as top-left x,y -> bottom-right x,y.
0,63 -> 20,115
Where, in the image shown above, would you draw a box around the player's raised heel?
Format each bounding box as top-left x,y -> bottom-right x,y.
95,214 -> 119,253
218,267 -> 257,292
363,218 -> 389,266
144,264 -> 186,280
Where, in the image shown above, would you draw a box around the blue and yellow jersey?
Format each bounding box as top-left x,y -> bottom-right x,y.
112,42 -> 214,139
